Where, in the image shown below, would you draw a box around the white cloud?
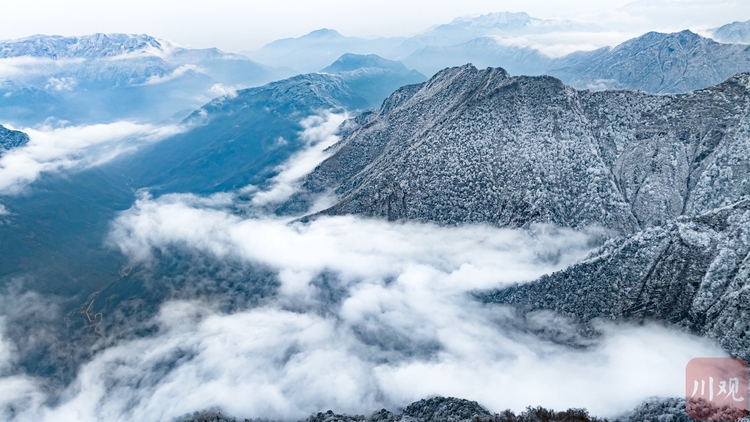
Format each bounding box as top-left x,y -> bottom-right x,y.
142,64 -> 203,85
44,76 -> 76,91
0,57 -> 84,80
0,128 -> 728,420
584,0 -> 747,33
490,31 -> 638,58
0,317 -> 46,420
0,122 -> 185,194
208,83 -> 239,98
251,112 -> 347,207
19,192 -> 710,421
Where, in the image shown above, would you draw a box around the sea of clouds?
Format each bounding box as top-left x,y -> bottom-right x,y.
0,112 -> 729,422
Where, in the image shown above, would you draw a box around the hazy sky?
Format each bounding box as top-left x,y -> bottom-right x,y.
0,0 -> 748,53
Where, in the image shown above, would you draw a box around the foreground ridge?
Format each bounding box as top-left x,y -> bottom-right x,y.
181,397 -> 610,422
182,396 -> 745,422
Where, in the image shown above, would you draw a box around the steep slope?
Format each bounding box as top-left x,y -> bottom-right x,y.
0,62 -> 426,301
0,56 -> 426,286
0,70 -> 388,387
481,199 -> 750,361
291,65 -> 750,235
712,20 -> 750,44
0,125 -> 29,152
0,68 -> 394,299
112,66 -> 422,195
549,30 -> 750,93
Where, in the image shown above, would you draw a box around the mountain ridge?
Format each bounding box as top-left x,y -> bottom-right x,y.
0,33 -> 165,59
180,396 -> 705,422
711,20 -> 750,44
549,30 -> 750,93
287,65 -> 750,236
321,53 -> 412,74
480,197 -> 750,362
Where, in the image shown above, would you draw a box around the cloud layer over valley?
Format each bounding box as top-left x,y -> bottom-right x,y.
0,122 -> 184,194
0,111 -> 733,422
0,190 -> 727,421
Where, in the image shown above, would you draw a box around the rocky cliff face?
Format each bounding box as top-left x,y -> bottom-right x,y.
481,199 -> 750,361
291,65 -> 750,236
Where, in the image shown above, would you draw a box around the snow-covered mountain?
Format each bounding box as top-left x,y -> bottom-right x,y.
0,125 -> 29,152
550,30 -> 750,93
711,19 -> 750,44
247,16 -> 750,96
245,12 -> 604,73
290,64 -> 750,235
320,54 -> 426,109
402,30 -> 750,92
0,33 -> 293,125
0,33 -> 165,59
391,11 -> 604,58
427,11 -> 601,37
482,198 -> 750,362
0,33 -> 278,82
272,65 -> 750,405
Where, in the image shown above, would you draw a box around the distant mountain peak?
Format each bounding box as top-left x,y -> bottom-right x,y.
305,28 -> 343,38
549,29 -> 750,93
711,19 -> 750,44
614,29 -> 703,49
449,11 -> 532,27
320,53 -> 411,74
0,33 -> 166,59
605,29 -> 718,58
439,10 -> 601,33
